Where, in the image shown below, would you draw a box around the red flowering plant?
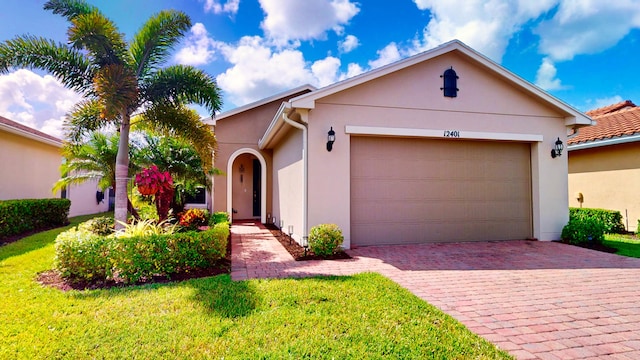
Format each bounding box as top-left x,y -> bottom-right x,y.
135,165 -> 175,221
178,208 -> 209,230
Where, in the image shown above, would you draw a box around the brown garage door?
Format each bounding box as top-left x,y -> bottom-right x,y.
351,137 -> 532,246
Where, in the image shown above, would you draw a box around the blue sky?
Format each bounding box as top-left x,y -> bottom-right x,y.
1,0 -> 639,138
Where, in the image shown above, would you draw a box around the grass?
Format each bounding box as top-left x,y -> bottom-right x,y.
603,233 -> 640,258
1,214 -> 512,359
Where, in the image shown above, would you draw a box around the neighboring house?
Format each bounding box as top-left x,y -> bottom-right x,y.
207,40 -> 591,249
0,115 -> 109,217
567,100 -> 640,232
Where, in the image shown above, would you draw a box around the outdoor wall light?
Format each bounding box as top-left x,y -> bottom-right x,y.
327,126 -> 336,152
551,137 -> 564,158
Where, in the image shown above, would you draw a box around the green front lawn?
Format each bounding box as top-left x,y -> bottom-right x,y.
1,214 -> 511,359
603,233 -> 640,258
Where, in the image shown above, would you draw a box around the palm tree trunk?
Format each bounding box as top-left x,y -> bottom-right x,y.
114,112 -> 131,229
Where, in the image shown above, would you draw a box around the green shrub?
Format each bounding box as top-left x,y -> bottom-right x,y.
54,228 -> 113,281
179,208 -> 209,229
0,198 -> 70,239
569,207 -> 626,234
208,211 -> 230,226
638,220 -> 640,236
54,221 -> 230,284
561,217 -> 606,245
308,223 -> 344,256
78,216 -> 114,236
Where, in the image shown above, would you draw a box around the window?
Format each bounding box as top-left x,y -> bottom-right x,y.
185,187 -> 206,205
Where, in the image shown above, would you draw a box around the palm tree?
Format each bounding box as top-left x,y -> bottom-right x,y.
133,130 -> 214,215
53,132 -> 140,218
0,0 -> 221,228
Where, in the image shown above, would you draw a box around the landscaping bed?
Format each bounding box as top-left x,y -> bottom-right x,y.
37,235 -> 231,291
265,224 -> 351,261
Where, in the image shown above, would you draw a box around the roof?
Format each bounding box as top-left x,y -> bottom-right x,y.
0,115 -> 62,147
288,40 -> 592,127
568,100 -> 640,149
585,100 -> 636,117
202,84 -> 316,125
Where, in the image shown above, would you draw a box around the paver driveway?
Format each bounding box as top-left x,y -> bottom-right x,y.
231,222 -> 640,359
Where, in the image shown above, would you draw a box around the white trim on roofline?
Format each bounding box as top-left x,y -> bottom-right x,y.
288,40 -> 591,127
345,125 -> 544,142
0,122 -> 62,147
202,84 -> 316,125
258,102 -> 291,149
568,133 -> 640,151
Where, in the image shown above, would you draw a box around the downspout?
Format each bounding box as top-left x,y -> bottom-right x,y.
282,111 -> 308,241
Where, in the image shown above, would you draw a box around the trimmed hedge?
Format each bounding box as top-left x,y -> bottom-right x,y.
569,207 -> 626,234
54,221 -> 229,284
0,198 -> 70,240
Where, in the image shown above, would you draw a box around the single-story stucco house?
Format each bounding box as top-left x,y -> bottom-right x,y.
0,115 -> 109,217
206,40 -> 592,249
568,100 -> 640,232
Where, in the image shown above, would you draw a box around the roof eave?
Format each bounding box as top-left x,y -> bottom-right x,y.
258,102 -> 292,150
568,133 -> 640,151
0,122 -> 62,148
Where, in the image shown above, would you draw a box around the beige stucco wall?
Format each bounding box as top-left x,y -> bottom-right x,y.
212,90 -> 311,221
0,129 -> 61,200
272,128 -> 305,241
568,142 -> 640,232
304,51 -> 571,248
67,179 -> 110,217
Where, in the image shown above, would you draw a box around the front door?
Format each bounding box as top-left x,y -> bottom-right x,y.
252,159 -> 261,217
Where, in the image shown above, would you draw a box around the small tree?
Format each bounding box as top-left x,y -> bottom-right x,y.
135,166 -> 174,221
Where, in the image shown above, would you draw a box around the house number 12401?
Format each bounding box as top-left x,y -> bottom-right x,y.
443,130 -> 460,138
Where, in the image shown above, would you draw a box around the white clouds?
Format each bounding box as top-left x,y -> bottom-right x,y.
339,34 -> 359,53
259,0 -> 359,44
216,36 -> 315,104
535,1 -> 640,61
0,69 -> 81,138
535,57 -> 564,91
215,36 -> 365,105
174,23 -> 219,66
412,0 -> 559,61
584,95 -> 624,112
203,0 -> 240,15
368,43 -> 402,69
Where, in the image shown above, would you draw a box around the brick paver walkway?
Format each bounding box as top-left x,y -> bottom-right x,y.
231,221 -> 640,359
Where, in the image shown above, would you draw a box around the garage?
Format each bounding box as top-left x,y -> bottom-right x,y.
350,136 -> 532,246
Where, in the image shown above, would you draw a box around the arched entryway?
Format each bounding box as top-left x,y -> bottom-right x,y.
227,148 -> 267,223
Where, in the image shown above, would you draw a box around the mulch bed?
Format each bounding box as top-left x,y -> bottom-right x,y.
557,240 -> 618,253
264,224 -> 351,261
37,236 -> 232,292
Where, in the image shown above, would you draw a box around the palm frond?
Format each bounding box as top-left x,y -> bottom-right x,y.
93,64 -> 139,120
0,35 -> 93,93
137,104 -> 216,173
130,10 -> 191,79
68,11 -> 128,66
141,65 -> 222,116
44,0 -> 97,21
52,171 -> 106,192
63,99 -> 105,142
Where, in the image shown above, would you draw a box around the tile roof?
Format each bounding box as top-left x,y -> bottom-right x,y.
585,100 -> 636,117
0,115 -> 62,145
568,100 -> 640,145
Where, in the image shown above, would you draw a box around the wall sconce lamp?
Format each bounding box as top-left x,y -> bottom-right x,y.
327,127 -> 336,152
551,137 -> 564,158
